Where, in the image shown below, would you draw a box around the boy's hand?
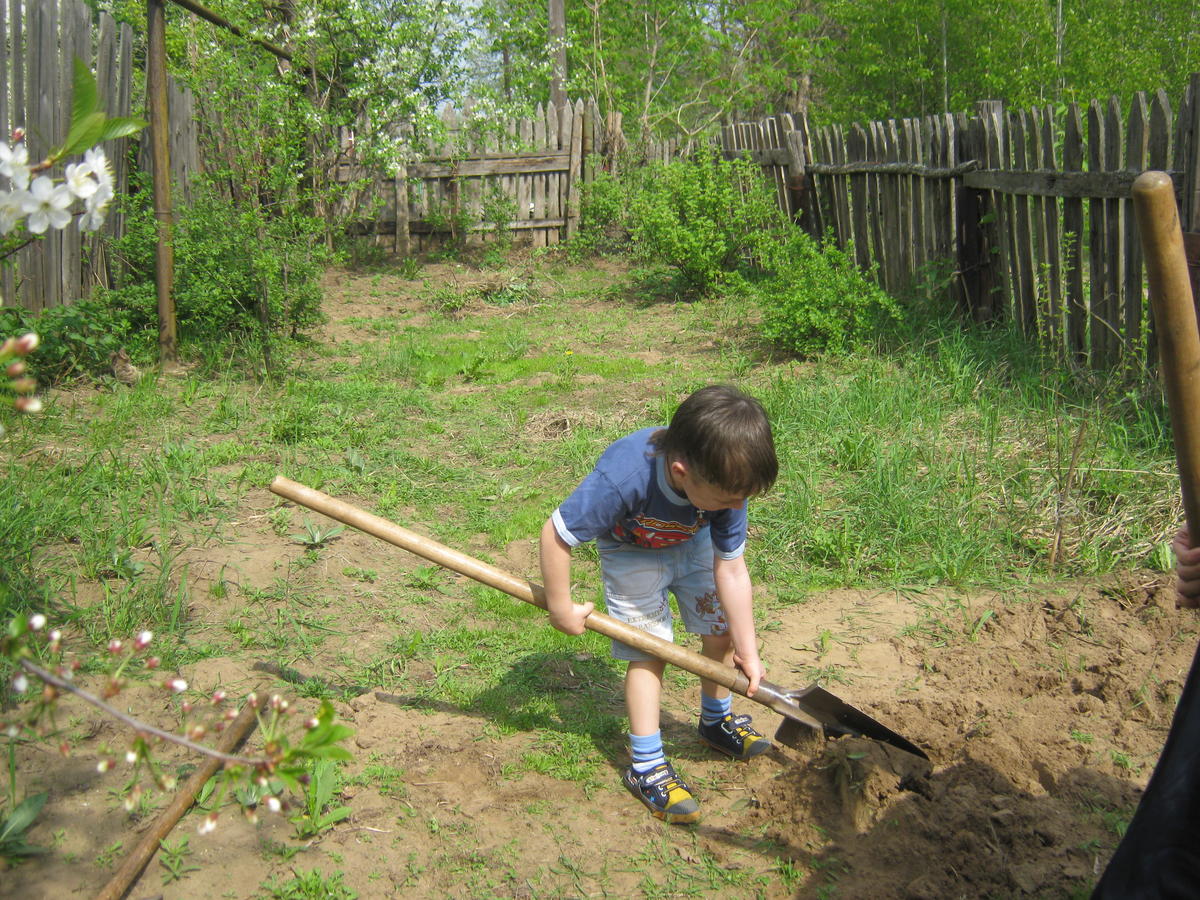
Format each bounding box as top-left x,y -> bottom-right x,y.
733,648 -> 765,696
1172,528 -> 1200,607
548,600 -> 594,636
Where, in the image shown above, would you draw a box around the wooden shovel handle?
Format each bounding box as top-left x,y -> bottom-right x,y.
1133,171 -> 1200,608
269,476 -> 748,692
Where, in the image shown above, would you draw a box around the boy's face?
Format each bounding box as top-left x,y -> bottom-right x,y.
668,460 -> 747,512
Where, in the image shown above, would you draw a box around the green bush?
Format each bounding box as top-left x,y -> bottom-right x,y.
626,149 -> 783,292
105,179 -> 329,346
573,168 -> 633,256
756,231 -> 902,357
0,299 -> 133,384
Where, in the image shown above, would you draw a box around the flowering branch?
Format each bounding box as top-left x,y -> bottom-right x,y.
13,658 -> 262,768
4,614 -> 354,835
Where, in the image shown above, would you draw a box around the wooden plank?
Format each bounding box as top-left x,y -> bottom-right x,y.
546,101 -> 562,244
554,100 -> 572,243
408,216 -> 566,234
566,98 -> 583,239
1124,93 -> 1149,365
0,0 -> 9,303
865,123 -> 885,278
1033,106 -> 1063,352
847,124 -> 870,269
532,104 -> 546,248
1087,100 -> 1110,367
405,153 -> 571,179
836,124 -> 855,255
1011,110 -> 1035,334
1181,74 -> 1200,232
1102,97 -> 1124,366
983,103 -> 1012,321
394,163 -> 409,255
1061,104 -> 1086,360
517,117 -> 533,236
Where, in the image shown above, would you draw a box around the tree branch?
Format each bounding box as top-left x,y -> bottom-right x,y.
18,658 -> 265,768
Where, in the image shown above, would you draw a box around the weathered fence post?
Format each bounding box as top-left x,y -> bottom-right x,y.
394,163 -> 409,256
957,101 -> 1004,322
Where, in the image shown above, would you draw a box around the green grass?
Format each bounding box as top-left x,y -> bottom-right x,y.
0,252 -> 1181,895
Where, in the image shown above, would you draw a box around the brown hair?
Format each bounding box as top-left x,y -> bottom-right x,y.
651,385 -> 778,496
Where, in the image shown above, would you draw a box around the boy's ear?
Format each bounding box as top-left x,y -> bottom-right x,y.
669,458 -> 690,481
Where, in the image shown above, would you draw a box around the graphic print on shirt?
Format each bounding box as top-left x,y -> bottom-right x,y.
612,511 -> 709,548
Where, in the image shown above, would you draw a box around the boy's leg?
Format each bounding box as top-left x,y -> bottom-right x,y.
672,537 -> 771,761
626,658 -> 666,737
599,542 -> 700,822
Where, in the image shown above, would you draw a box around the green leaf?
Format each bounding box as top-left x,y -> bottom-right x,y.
99,117 -> 147,142
71,58 -> 100,123
57,111 -> 106,160
0,792 -> 48,844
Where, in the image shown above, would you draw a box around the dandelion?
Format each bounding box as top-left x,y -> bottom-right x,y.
13,395 -> 41,413
166,677 -> 188,694
21,175 -> 72,233
134,630 -> 153,650
28,613 -> 46,631
197,813 -> 218,835
211,689 -> 227,704
107,639 -> 123,654
15,333 -> 37,354
125,750 -> 138,764
265,796 -> 282,813
11,673 -> 28,694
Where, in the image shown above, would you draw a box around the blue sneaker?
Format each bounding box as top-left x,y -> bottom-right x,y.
622,762 -> 700,823
698,713 -> 771,760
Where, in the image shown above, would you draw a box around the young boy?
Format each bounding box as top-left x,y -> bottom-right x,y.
539,384 -> 778,823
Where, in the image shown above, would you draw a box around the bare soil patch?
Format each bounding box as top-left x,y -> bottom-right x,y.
4,262 -> 1196,899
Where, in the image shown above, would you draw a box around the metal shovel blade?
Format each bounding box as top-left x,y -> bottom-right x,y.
778,683 -> 929,759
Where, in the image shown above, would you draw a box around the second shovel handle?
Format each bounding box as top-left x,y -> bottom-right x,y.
269,476 -> 749,693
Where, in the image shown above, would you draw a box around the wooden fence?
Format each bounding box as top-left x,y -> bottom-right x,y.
339,98 -> 598,253
0,0 -> 140,313
720,74 -> 1200,371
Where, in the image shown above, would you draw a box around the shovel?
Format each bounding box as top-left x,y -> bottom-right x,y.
269,476 -> 929,759
1133,171 -> 1200,610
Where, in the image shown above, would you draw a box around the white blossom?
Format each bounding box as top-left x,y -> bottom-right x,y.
11,673 -> 28,693
28,613 -> 46,631
64,160 -> 98,200
83,147 -> 113,189
22,176 -> 72,234
0,142 -> 30,190
0,189 -> 29,235
80,181 -> 113,233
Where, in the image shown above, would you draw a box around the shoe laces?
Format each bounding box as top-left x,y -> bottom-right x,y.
724,714 -> 757,738
644,764 -> 688,795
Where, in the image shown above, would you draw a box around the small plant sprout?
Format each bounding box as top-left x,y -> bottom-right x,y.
291,519 -> 345,548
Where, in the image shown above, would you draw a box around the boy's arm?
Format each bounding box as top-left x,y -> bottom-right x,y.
713,554 -> 764,695
540,516 -> 595,635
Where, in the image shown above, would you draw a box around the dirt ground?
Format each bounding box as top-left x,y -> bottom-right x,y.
4,263 -> 1198,899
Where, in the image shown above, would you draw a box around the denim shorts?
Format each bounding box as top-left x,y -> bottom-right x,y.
597,530 -> 728,662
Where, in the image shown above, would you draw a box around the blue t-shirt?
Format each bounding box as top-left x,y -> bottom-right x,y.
551,427 -> 747,559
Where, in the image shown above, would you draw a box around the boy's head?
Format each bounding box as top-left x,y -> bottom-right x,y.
653,385 -> 778,503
